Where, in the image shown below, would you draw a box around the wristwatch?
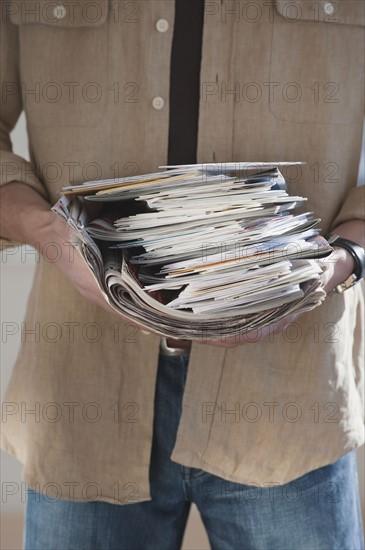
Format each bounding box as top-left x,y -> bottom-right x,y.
327,234 -> 365,293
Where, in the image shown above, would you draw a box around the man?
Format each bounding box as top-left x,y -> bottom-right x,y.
1,0 -> 364,548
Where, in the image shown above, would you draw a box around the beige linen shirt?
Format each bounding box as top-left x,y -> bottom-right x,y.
1,0 -> 365,505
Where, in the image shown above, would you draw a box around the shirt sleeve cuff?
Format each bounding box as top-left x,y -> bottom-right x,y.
0,149 -> 49,201
330,186 -> 365,230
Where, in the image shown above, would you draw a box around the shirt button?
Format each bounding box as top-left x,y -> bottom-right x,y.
152,96 -> 165,110
155,18 -> 169,33
323,2 -> 335,15
53,5 -> 67,19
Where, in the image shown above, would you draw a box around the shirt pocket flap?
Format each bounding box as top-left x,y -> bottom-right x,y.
7,0 -> 108,27
274,0 -> 365,27
270,0 -> 364,125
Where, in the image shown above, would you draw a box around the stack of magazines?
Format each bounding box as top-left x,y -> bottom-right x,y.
52,162 -> 332,340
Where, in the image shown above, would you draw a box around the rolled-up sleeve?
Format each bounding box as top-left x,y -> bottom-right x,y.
331,186 -> 365,229
0,16 -> 49,249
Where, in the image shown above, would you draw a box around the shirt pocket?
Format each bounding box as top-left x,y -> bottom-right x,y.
8,0 -> 110,127
269,0 -> 365,125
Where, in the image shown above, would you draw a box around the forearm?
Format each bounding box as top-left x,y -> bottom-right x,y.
331,219 -> 365,248
323,219 -> 365,292
0,182 -> 56,248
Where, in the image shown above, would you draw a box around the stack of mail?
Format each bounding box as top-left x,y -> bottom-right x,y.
53,163 -> 331,340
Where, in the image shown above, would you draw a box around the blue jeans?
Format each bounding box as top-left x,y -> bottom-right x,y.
25,353 -> 364,550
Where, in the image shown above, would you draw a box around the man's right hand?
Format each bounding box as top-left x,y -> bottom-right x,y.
0,183 -> 143,322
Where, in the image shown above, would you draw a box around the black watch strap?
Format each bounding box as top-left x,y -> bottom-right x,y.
328,235 -> 365,281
